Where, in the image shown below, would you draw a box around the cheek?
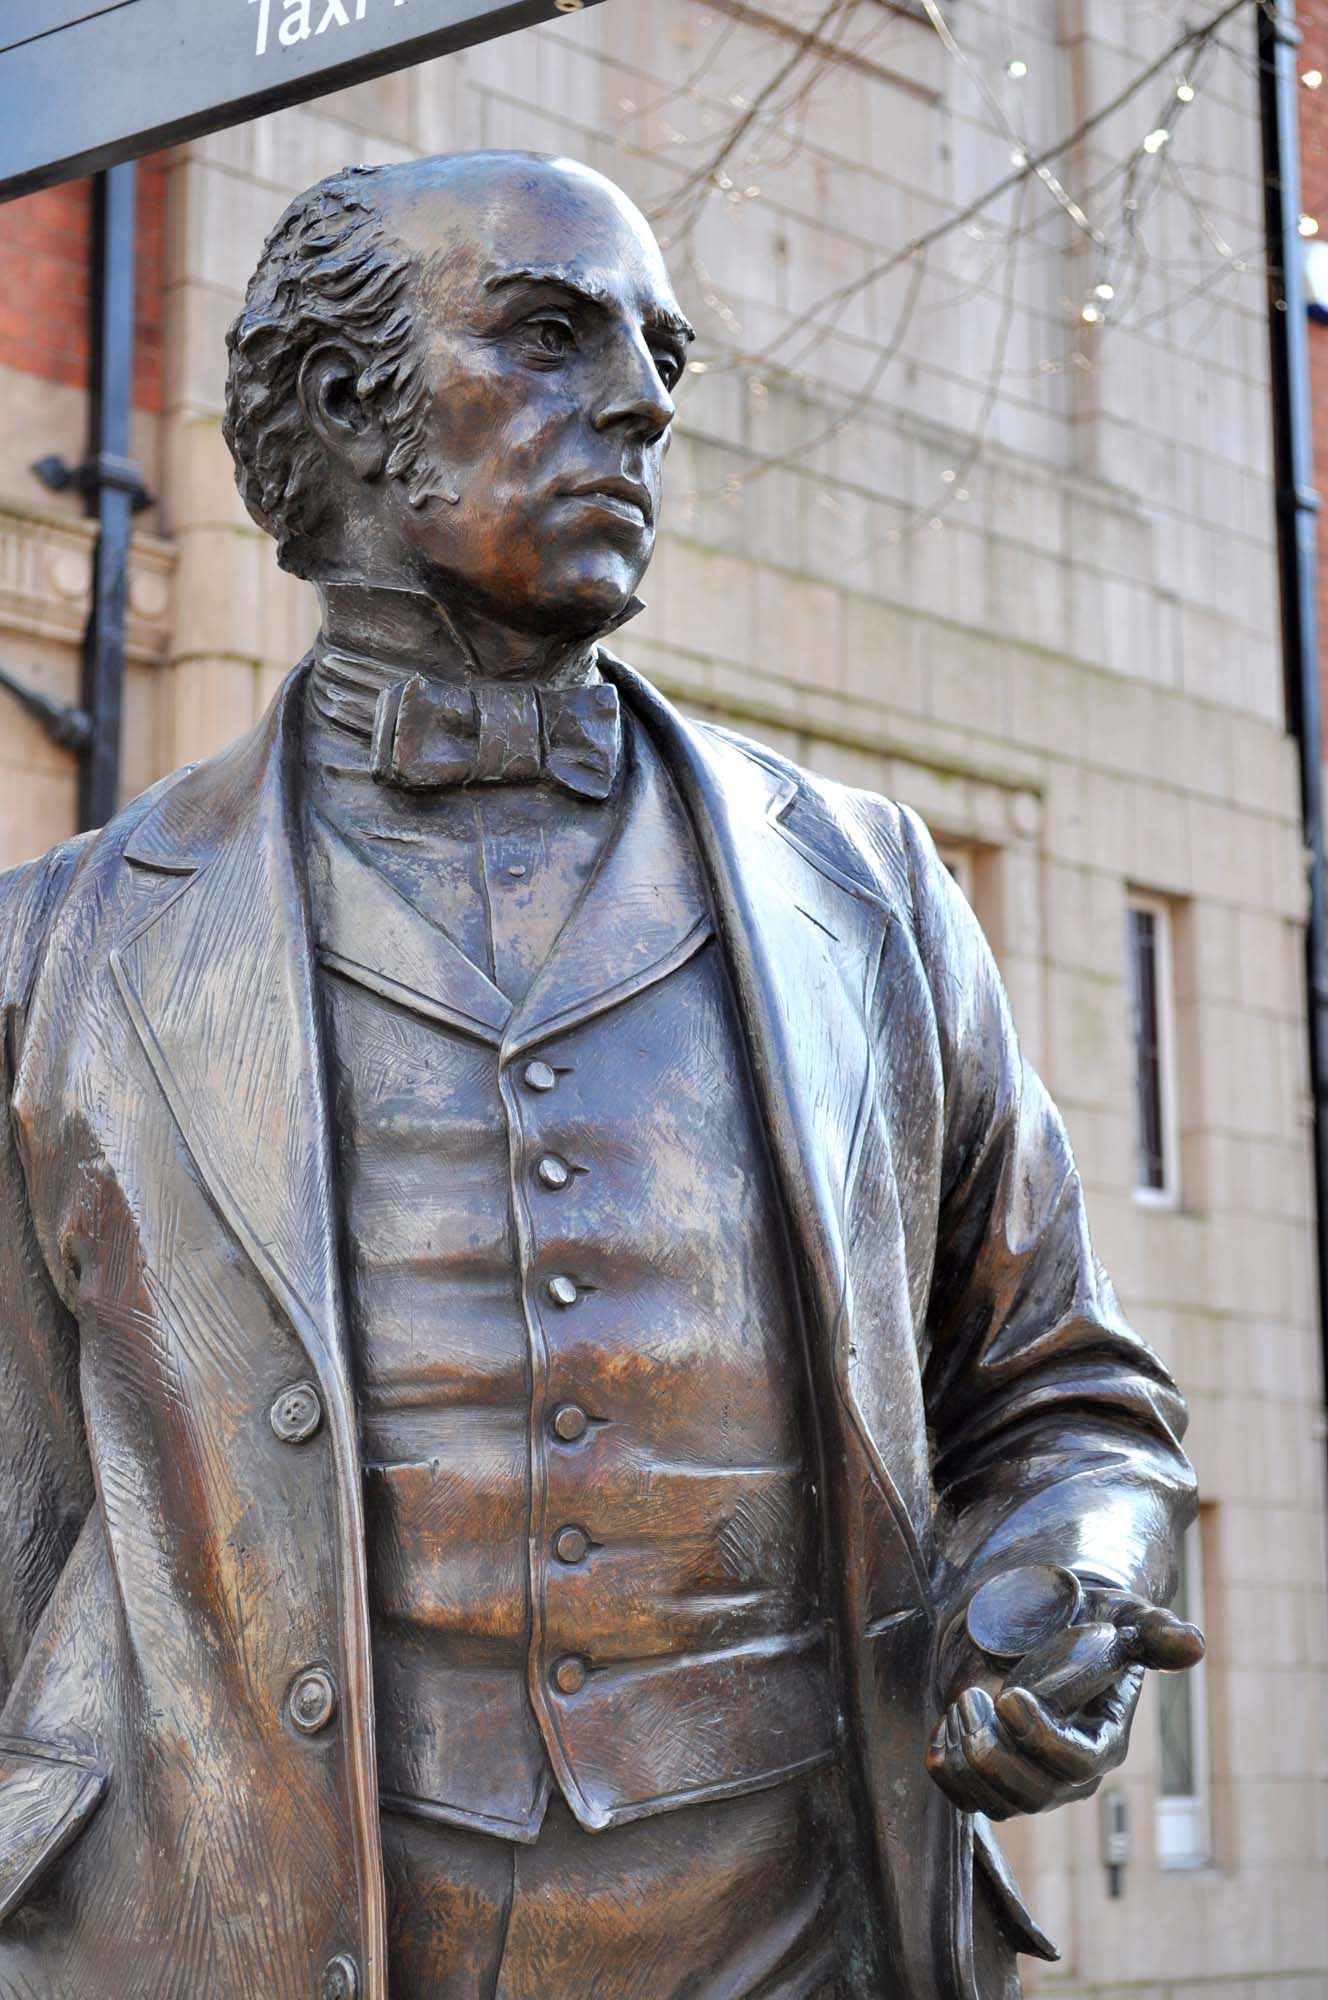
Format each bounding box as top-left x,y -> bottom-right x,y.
430,364 -> 571,487
427,371 -> 505,472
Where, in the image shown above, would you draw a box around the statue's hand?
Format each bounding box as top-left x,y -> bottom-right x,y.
925,1588 -> 1204,1820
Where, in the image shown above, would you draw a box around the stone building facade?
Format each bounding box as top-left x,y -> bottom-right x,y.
0,2 -> 1324,1995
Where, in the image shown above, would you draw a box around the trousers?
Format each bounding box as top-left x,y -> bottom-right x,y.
381,1764 -> 883,1998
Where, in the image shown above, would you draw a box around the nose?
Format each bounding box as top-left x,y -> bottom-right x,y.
592,334 -> 675,444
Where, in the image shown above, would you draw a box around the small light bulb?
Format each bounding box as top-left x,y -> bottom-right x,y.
1095,281 -> 1115,300
1303,68 -> 1324,89
1143,128 -> 1170,154
687,360 -> 709,374
1301,213 -> 1321,237
1006,58 -> 1028,78
1176,81 -> 1196,102
1081,302 -> 1103,323
1010,146 -> 1028,166
941,469 -> 957,483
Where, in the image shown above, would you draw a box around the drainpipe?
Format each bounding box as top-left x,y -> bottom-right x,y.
78,161 -> 140,831
1259,0 -> 1328,1395
5,162 -> 148,818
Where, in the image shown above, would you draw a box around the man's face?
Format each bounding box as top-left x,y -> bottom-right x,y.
382,158 -> 692,640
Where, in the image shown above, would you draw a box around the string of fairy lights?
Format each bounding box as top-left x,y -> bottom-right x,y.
631,0 -> 1302,545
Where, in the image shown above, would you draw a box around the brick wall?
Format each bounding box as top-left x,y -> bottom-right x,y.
1301,0 -> 1328,751
0,156 -> 167,414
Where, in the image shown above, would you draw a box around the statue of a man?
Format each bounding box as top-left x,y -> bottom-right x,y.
0,153 -> 1201,2000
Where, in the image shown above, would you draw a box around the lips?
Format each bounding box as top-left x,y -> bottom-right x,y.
561,475 -> 654,527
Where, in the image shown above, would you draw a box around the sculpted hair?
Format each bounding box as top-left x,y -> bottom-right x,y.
223,163 -> 434,573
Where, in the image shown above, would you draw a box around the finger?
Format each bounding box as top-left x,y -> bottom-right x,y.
995,1685 -> 1122,1785
1088,1664 -> 1145,1760
952,1689 -> 1066,1817
927,1705 -> 989,1812
927,1700 -> 1023,1819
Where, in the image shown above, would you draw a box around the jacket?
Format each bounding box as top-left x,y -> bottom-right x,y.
0,656 -> 1195,1999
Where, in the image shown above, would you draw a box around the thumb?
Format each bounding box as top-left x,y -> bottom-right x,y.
1128,1603 -> 1206,1671
1090,1590 -> 1206,1671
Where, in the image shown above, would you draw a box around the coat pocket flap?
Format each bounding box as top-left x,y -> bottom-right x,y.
0,1734 -> 108,1923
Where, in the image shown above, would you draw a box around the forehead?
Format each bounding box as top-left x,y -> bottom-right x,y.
397,162 -> 682,321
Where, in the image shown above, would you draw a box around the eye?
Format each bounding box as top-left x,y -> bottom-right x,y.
519,312 -> 576,362
652,349 -> 684,392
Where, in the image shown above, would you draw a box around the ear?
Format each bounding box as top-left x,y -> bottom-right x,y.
297,342 -> 389,481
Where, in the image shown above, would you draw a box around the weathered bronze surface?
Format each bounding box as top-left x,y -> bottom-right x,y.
0,152 -> 1202,1999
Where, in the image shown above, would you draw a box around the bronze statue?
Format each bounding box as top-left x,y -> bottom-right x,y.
0,152 -> 1202,1999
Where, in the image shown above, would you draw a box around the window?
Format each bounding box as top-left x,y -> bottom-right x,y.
935,839 -> 977,904
1126,895 -> 1180,1205
1156,1517 -> 1210,1868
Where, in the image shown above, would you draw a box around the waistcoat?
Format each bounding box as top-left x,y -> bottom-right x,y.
308,730 -> 839,1841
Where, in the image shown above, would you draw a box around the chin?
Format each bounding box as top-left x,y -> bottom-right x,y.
530,556 -> 648,637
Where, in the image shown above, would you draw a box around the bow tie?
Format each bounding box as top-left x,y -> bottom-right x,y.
369,675 -> 622,800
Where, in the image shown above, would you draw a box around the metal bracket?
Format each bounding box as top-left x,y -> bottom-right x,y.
0,663 -> 93,751
31,451 -> 153,515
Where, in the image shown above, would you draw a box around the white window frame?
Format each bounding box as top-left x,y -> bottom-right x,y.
1156,1519 -> 1211,1870
1126,892 -> 1181,1209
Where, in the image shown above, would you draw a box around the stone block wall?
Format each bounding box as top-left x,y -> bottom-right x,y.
0,2 -> 1323,1993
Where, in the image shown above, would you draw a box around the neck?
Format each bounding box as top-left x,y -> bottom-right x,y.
316,580 -> 606,690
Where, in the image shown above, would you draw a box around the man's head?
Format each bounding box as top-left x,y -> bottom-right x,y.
224,152 -> 692,643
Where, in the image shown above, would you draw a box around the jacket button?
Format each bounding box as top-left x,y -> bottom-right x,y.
269,1381 -> 322,1445
551,1404 -> 587,1442
552,1655 -> 588,1694
523,1060 -> 557,1092
553,1526 -> 589,1564
289,1668 -> 337,1735
320,1954 -> 359,2000
536,1155 -> 572,1190
546,1275 -> 578,1308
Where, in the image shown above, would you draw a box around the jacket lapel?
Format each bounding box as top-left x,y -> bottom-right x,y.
110,669 -> 388,1991
607,661 -> 882,1257
605,665 -> 934,1571
110,669 -> 346,1390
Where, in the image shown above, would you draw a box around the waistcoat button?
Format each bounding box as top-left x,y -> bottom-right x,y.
320,1953 -> 359,2000
269,1381 -> 322,1445
551,1404 -> 588,1441
552,1655 -> 588,1694
536,1155 -> 572,1190
523,1060 -> 557,1092
289,1668 -> 337,1734
546,1275 -> 578,1308
553,1526 -> 589,1564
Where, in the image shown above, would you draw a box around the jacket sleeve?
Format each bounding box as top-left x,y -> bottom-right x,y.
0,846 -> 94,1711
896,807 -> 1197,1630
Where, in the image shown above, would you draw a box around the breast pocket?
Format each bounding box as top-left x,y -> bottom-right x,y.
0,1735 -> 108,1922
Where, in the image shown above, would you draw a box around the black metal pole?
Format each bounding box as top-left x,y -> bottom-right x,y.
79,160 -> 138,832
1259,1 -> 1328,1386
